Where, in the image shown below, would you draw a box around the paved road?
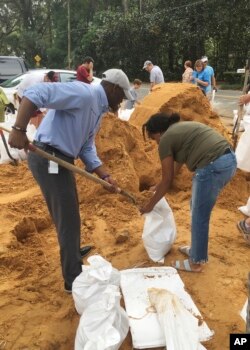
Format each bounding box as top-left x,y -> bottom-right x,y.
212,89 -> 241,118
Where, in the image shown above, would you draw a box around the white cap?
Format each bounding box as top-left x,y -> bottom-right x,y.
102,69 -> 133,100
142,60 -> 152,69
201,56 -> 208,63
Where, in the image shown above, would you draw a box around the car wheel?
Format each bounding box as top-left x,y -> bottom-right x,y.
5,103 -> 15,114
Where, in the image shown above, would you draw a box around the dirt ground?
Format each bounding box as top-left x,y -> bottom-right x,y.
0,83 -> 249,350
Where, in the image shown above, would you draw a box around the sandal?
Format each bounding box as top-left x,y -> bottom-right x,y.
237,220 -> 250,245
172,259 -> 202,273
178,245 -> 190,257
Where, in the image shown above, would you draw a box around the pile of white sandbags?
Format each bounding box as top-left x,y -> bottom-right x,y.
73,255 -> 129,350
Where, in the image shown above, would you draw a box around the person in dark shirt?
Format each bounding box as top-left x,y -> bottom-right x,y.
141,112 -> 237,273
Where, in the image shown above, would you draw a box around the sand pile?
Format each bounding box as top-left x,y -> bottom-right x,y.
130,83 -> 228,138
0,85 -> 249,349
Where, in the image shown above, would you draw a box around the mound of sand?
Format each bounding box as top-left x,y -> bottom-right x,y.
130,83 -> 228,138
0,84 -> 249,349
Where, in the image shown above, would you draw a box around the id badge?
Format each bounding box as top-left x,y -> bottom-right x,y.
48,160 -> 59,174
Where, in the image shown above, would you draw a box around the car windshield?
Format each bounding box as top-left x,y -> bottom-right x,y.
0,74 -> 24,88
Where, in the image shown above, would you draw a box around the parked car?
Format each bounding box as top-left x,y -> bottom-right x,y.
0,69 -> 101,114
0,56 -> 28,83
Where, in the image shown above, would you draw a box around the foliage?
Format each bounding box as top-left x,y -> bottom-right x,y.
0,0 -> 249,80
223,72 -> 244,84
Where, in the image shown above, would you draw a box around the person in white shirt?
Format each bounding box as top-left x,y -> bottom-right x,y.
142,60 -> 164,91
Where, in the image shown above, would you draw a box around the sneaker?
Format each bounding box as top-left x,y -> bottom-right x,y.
237,220 -> 250,245
64,283 -> 72,294
80,245 -> 92,258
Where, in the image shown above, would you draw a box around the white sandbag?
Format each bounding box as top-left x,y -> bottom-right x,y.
74,285 -> 129,350
235,127 -> 250,172
72,255 -> 120,315
243,115 -> 250,131
118,108 -> 134,121
142,197 -> 176,262
148,288 -> 200,350
240,299 -> 247,322
120,267 -> 213,349
238,197 -> 250,217
0,121 -> 36,164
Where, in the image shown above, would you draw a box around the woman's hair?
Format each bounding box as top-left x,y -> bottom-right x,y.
194,59 -> 204,70
142,112 -> 180,140
184,60 -> 192,68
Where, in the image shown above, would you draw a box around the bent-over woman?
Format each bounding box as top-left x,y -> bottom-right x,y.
141,113 -> 237,273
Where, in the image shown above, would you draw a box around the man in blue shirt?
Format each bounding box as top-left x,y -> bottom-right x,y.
8,69 -> 133,293
201,56 -> 217,99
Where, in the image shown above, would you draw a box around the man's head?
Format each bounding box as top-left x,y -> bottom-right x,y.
142,60 -> 153,72
201,56 -> 208,66
44,71 -> 59,82
82,56 -> 94,70
101,69 -> 133,113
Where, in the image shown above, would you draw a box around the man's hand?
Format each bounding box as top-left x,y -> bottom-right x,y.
102,175 -> 120,193
8,129 -> 29,150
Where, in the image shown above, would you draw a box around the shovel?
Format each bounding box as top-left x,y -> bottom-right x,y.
0,125 -> 136,204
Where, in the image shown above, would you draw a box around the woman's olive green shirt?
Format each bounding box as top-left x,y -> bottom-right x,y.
159,121 -> 230,171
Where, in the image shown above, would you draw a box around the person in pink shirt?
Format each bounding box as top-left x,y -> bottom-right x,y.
76,56 -> 94,84
182,60 -> 193,83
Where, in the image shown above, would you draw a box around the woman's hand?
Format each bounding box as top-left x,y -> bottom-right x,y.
140,202 -> 155,214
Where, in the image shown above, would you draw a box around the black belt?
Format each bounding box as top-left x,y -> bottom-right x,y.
223,148 -> 232,155
33,141 -> 74,161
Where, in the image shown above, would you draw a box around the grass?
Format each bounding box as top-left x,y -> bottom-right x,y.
217,82 -> 243,90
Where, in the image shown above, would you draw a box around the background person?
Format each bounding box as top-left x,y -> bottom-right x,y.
142,60 -> 164,92
140,112 -> 237,273
8,68 -> 133,293
201,56 -> 217,95
182,60 -> 193,83
17,71 -> 59,128
124,78 -> 142,110
0,87 -> 9,122
235,92 -> 250,246
192,59 -> 210,96
76,56 -> 94,84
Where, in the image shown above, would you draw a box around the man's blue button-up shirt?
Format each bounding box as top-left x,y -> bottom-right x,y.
24,81 -> 109,172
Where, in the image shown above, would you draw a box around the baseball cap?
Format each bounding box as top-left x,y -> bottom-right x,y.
201,56 -> 208,63
102,68 -> 133,100
142,60 -> 152,69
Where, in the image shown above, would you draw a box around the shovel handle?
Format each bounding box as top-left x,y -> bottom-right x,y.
29,143 -> 113,189
31,145 -> 136,204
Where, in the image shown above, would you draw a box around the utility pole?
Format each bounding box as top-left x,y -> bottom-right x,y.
67,0 -> 71,69
139,0 -> 142,14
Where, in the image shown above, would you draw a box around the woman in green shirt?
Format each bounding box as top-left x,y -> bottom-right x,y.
141,112 -> 237,272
